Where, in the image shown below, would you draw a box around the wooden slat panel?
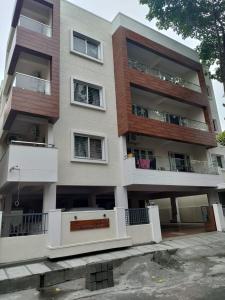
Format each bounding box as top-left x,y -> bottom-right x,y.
70,219 -> 110,231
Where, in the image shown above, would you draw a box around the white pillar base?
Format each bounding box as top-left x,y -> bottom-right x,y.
48,209 -> 62,247
148,205 -> 162,243
114,207 -> 127,238
213,204 -> 225,232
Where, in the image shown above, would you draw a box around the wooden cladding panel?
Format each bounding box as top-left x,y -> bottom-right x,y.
70,219 -> 110,231
5,0 -> 60,128
127,114 -> 217,147
112,27 -> 217,148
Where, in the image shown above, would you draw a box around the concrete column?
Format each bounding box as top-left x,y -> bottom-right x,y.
114,186 -> 128,209
4,193 -> 13,213
175,198 -> 181,223
170,197 -> 177,223
48,209 -> 62,247
213,204 -> 225,232
0,211 -> 2,237
43,183 -> 57,213
0,195 -> 4,211
46,123 -> 54,145
207,190 -> 220,206
114,207 -> 127,238
88,194 -> 97,207
148,205 -> 162,243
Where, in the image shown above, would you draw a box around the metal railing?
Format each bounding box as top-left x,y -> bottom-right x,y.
13,72 -> 51,95
128,58 -> 201,93
134,156 -> 218,175
1,213 -> 48,237
10,140 -> 55,148
132,105 -> 209,132
19,15 -> 52,37
125,208 -> 150,226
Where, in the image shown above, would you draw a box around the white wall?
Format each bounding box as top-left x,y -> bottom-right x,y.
0,234 -> 47,264
61,210 -> 117,246
55,1 -> 121,186
127,224 -> 152,245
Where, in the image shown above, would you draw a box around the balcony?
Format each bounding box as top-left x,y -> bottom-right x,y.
19,15 -> 52,37
124,157 -> 222,188
0,141 -> 58,189
13,72 -> 51,95
132,104 -> 209,132
128,58 -> 201,93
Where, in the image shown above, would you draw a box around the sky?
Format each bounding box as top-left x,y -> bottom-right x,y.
1,0 -> 224,129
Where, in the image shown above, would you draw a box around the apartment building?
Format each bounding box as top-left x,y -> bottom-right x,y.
0,0 -> 225,262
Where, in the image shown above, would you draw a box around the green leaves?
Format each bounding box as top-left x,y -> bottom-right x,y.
139,0 -> 225,88
217,131 -> 225,146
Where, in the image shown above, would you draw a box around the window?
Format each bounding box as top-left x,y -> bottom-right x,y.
73,80 -> 102,107
72,32 -> 102,61
213,119 -> 218,131
207,86 -> 212,98
212,155 -> 224,168
73,133 -> 107,162
169,152 -> 191,172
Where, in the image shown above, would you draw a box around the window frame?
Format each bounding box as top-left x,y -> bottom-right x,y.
71,77 -> 106,111
71,130 -> 108,164
71,30 -> 104,64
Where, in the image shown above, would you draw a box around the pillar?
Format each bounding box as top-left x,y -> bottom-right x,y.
114,186 -> 128,209
148,205 -> 162,243
46,123 -> 54,145
207,190 -> 220,206
175,198 -> 181,223
4,193 -> 13,213
170,197 -> 177,223
88,194 -> 97,207
43,183 -> 57,213
213,204 -> 225,232
48,209 -> 62,247
114,207 -> 127,238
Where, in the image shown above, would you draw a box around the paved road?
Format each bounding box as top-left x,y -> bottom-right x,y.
2,235 -> 225,299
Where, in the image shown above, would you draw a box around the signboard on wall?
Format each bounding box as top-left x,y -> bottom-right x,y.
70,218 -> 110,231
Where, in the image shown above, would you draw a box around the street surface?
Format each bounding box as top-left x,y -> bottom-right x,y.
2,238 -> 225,299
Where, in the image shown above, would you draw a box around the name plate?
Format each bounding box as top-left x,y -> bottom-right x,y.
70,218 -> 110,231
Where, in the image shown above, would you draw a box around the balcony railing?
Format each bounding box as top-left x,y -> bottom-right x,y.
134,156 -> 218,175
19,15 -> 52,37
132,104 -> 209,132
128,58 -> 201,93
13,72 -> 51,95
1,213 -> 48,237
125,208 -> 150,226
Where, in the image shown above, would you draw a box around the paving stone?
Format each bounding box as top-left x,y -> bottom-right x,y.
64,258 -> 86,268
83,256 -> 101,264
56,261 -> 72,269
26,263 -> 51,275
5,266 -> 31,279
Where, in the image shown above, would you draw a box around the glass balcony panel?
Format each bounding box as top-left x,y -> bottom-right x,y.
133,155 -> 218,175
132,104 -> 208,132
128,58 -> 201,93
19,15 -> 52,37
14,73 -> 51,95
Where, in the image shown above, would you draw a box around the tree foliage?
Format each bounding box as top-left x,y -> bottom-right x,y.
216,131 -> 225,146
140,0 -> 225,91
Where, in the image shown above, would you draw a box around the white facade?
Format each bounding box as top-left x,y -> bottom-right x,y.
0,0 -> 225,263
